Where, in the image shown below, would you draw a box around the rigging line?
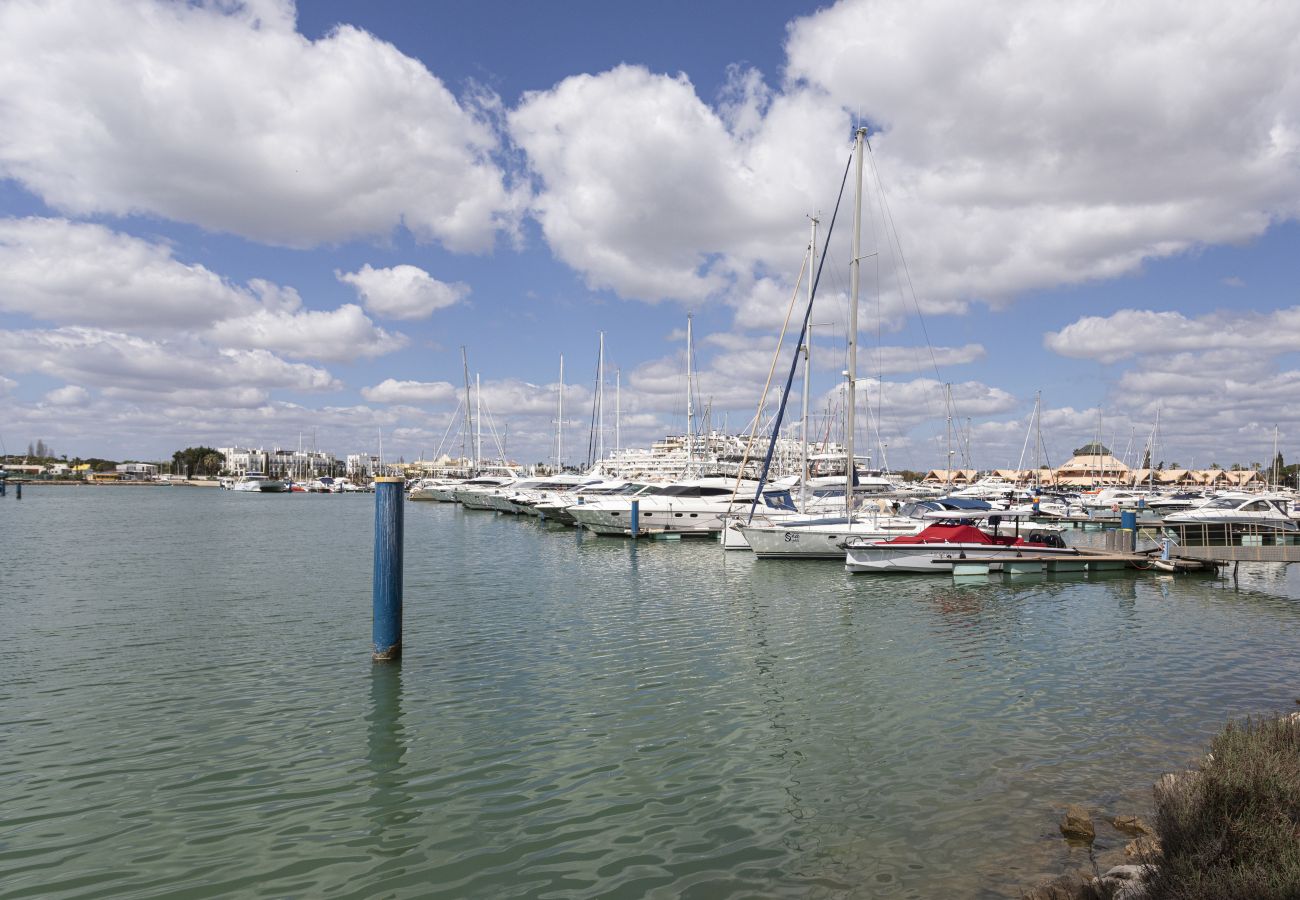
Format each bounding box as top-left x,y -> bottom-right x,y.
747,147 -> 855,523
863,135 -> 957,433
431,396 -> 465,462
728,247 -> 810,507
587,345 -> 601,469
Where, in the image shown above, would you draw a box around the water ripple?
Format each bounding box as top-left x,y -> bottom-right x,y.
4,494 -> 1300,897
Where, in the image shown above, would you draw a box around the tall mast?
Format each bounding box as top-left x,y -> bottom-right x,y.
556,354 -> 564,472
1272,423 -> 1279,488
686,314 -> 695,475
802,215 -> 818,511
615,368 -> 621,452
475,372 -> 482,467
597,332 -> 605,465
945,383 -> 954,486
461,346 -> 474,471
1151,408 -> 1160,490
847,126 -> 865,517
1034,391 -> 1042,485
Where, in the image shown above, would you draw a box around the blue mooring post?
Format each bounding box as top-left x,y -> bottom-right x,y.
630,499 -> 640,539
14,481 -> 21,500
1120,509 -> 1137,552
372,476 -> 405,661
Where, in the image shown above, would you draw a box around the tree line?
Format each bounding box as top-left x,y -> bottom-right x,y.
171,447 -> 225,478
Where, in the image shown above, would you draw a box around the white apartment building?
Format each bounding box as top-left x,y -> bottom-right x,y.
346,454 -> 382,478
219,446 -> 338,478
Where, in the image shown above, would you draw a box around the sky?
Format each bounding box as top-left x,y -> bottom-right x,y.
1,0 -> 1298,473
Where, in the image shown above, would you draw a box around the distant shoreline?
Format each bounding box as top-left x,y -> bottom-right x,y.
5,479 -> 221,487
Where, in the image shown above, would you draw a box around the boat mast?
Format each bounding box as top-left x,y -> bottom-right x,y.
686,314 -> 695,476
615,368 -> 621,453
847,126 -> 865,518
556,354 -> 564,472
1272,423 -> 1279,489
475,372 -> 482,468
1034,391 -> 1042,486
597,332 -> 605,465
945,383 -> 954,487
802,215 -> 818,511
461,346 -> 474,472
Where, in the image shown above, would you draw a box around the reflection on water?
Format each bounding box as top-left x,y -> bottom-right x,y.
3,488 -> 1300,898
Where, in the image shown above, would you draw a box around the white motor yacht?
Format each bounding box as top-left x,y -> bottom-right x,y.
534,481 -> 661,524
1162,493 -> 1297,531
408,477 -> 464,501
231,472 -> 290,493
452,476 -> 517,509
568,477 -> 794,536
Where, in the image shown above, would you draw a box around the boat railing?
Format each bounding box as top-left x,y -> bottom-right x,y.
1155,521 -> 1300,562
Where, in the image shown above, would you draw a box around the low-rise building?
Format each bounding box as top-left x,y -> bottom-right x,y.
116,463 -> 159,481
346,454 -> 382,479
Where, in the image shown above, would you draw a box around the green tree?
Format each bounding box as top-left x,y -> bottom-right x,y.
170,446 -> 225,478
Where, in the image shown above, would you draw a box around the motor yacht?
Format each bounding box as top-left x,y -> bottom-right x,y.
843,511 -> 1079,574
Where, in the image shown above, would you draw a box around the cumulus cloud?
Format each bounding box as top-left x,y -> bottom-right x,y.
360,379 -> 459,405
0,0 -> 521,251
1044,307 -> 1300,364
208,303 -> 405,362
338,264 -> 469,320
0,217 -> 404,362
43,384 -> 91,406
0,328 -> 340,400
510,64 -> 847,304
0,217 -> 257,329
783,0 -> 1300,306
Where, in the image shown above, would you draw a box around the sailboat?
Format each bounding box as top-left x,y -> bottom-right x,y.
736,128 -> 919,557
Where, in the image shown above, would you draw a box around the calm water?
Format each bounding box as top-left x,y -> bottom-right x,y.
4,487 -> 1300,898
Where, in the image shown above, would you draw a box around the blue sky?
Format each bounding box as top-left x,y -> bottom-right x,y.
1,0 -> 1298,473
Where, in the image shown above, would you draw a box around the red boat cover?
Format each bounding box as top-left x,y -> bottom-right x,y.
885,523 -> 1034,547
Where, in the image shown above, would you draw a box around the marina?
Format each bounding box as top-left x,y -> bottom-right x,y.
5,486 -> 1300,898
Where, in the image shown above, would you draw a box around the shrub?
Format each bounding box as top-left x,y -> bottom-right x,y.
1146,715 -> 1300,899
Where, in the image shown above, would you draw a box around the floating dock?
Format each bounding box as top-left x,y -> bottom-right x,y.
932,551 -> 1218,577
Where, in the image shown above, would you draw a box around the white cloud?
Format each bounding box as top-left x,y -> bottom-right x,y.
0,217 -> 257,328
0,0 -> 521,251
783,0 -> 1300,306
510,65 -> 847,304
43,384 -> 90,406
1044,307 -> 1300,364
0,328 -> 340,399
208,303 -> 405,362
360,379 -> 459,405
0,375 -> 17,395
0,217 -> 404,362
338,264 -> 469,320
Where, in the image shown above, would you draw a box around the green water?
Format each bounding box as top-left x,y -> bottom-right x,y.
3,487 -> 1300,898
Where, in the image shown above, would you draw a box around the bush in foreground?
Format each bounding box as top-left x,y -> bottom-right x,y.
1146,714 -> 1300,899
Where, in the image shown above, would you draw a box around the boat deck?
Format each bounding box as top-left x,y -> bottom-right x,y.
930,552 -> 1164,576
